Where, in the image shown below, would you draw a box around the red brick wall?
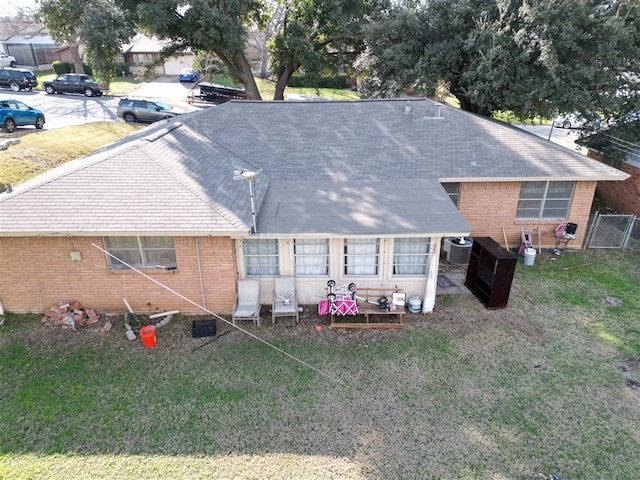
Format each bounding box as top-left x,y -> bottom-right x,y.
594,160 -> 640,215
458,181 -> 596,250
0,236 -> 238,315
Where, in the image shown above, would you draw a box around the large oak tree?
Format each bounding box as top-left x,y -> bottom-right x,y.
117,0 -> 266,100
359,0 -> 640,121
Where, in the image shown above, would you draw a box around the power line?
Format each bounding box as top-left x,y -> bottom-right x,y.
91,242 -> 386,407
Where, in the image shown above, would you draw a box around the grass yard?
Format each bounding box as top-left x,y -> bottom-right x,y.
1,249 -> 639,479
0,123 -> 144,187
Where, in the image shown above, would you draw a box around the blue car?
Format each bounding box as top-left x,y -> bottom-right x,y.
179,67 -> 200,83
0,98 -> 45,133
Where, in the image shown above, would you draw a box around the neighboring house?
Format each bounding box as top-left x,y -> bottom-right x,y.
0,98 -> 628,317
121,33 -> 194,76
589,147 -> 640,215
0,20 -> 58,69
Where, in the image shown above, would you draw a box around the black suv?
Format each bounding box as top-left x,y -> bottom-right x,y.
0,67 -> 38,92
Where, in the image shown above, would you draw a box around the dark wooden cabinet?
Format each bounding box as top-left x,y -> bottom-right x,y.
464,237 -> 517,309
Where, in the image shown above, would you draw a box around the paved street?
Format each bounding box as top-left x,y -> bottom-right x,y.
514,122 -> 587,155
0,75 -> 201,133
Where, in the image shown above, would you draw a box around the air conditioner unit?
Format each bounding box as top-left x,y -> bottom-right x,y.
444,237 -> 473,265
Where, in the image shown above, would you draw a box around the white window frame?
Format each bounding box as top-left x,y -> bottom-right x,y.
243,238 -> 279,277
517,181 -> 574,219
294,238 -> 329,276
393,237 -> 430,276
104,236 -> 176,270
343,238 -> 379,276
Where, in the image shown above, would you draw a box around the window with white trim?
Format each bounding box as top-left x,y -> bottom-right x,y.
517,181 -> 574,219
294,238 -> 329,276
344,238 -> 379,276
243,238 -> 279,276
104,236 -> 176,270
393,237 -> 430,275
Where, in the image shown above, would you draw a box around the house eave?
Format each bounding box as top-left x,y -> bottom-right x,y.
440,174 -> 630,182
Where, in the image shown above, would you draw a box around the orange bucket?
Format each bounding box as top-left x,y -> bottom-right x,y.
139,325 -> 156,348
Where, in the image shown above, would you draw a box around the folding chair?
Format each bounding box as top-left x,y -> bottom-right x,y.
233,279 -> 262,327
518,227 -> 533,256
272,276 -> 299,324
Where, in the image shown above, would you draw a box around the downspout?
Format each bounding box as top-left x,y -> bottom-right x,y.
195,237 -> 207,309
422,237 -> 441,313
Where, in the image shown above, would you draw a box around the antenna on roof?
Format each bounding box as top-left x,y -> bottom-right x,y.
233,169 -> 263,234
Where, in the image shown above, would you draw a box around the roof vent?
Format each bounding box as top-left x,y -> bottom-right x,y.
423,103 -> 443,120
404,101 -> 412,115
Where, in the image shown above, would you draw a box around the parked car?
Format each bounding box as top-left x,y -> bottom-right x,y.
0,67 -> 38,92
117,97 -> 184,123
553,113 -> 602,130
0,98 -> 45,133
0,52 -> 17,68
179,68 -> 200,82
42,73 -> 108,97
608,112 -> 639,127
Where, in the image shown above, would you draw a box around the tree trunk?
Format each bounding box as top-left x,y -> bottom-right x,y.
233,52 -> 262,100
215,50 -> 262,100
259,46 -> 269,79
273,64 -> 295,101
70,42 -> 85,74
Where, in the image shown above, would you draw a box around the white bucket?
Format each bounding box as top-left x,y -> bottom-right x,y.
408,295 -> 422,313
524,248 -> 536,266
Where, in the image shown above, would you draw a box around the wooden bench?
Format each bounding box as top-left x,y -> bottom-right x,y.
329,288 -> 405,329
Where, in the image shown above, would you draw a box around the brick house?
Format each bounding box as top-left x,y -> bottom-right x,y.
587,148 -> 640,215
0,98 -> 628,316
121,33 -> 194,76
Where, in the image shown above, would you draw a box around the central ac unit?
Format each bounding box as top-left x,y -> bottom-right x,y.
444,237 -> 473,265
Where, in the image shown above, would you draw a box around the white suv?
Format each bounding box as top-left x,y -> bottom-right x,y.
0,52 -> 17,68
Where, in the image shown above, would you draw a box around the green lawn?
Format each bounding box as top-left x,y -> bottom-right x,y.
1,249 -> 639,479
0,123 -> 144,188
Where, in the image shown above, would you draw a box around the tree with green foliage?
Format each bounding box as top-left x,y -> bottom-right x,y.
269,0 -> 381,100
79,1 -> 135,88
36,0 -> 87,74
359,0 -> 640,122
116,0 -> 267,100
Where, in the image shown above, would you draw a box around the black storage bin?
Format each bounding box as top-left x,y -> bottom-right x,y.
566,223 -> 577,235
191,319 -> 217,338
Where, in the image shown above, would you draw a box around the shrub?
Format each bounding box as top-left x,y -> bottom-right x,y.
287,74 -> 348,89
114,62 -> 130,77
52,61 -> 72,75
83,64 -> 93,76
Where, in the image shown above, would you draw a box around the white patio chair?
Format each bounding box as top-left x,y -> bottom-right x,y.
232,279 -> 262,327
272,276 -> 299,324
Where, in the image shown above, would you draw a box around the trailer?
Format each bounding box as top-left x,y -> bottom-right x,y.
190,82 -> 247,104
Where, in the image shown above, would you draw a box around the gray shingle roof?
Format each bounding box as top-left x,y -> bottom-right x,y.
0,98 -> 625,236
188,98 -> 626,182
258,178 -> 469,236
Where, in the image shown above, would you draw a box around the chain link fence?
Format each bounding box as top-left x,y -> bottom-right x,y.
585,212 -> 640,249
